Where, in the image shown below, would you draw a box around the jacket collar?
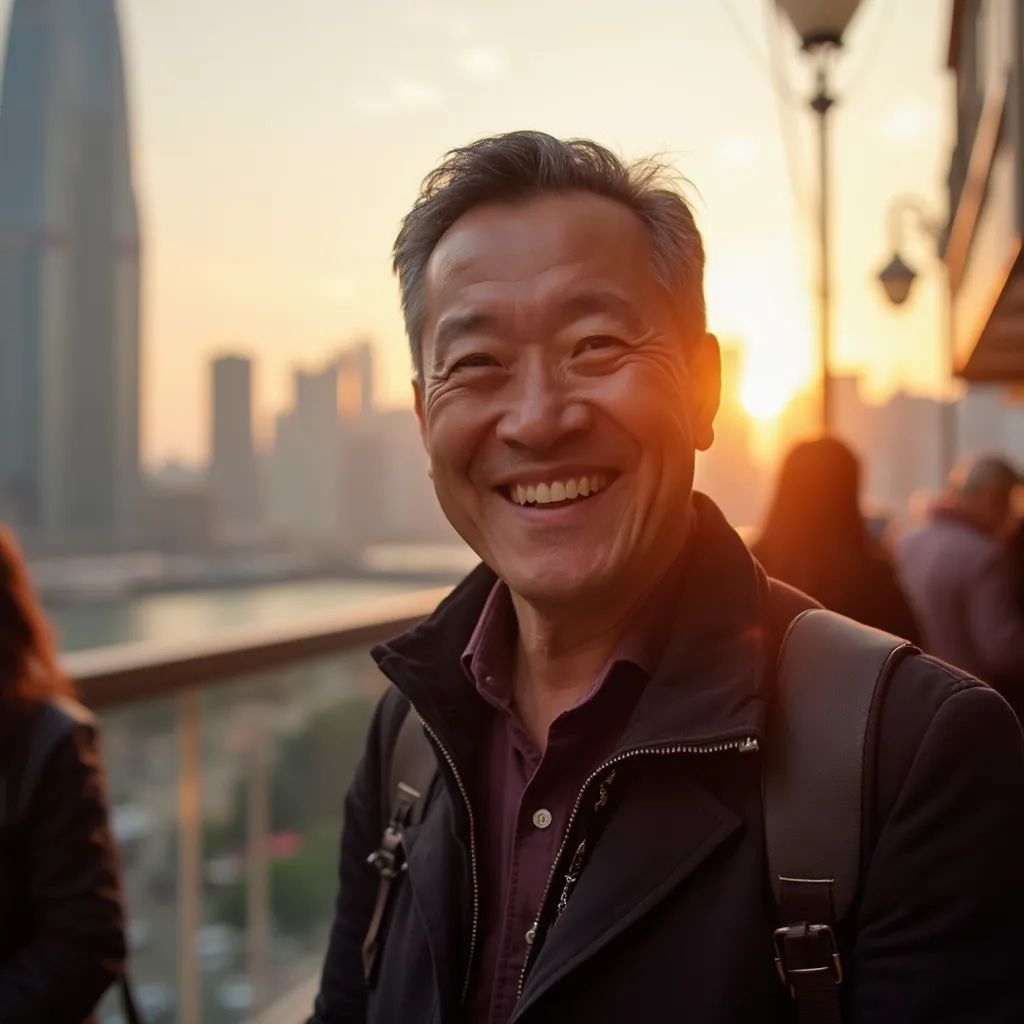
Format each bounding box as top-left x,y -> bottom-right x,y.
371,493 -> 771,767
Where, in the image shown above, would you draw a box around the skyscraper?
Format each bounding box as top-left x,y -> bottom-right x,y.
0,0 -> 141,546
210,355 -> 262,544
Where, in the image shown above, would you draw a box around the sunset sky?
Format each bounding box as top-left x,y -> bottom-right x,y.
0,0 -> 954,466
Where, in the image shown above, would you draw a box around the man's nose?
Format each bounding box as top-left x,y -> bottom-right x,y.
495,359 -> 590,452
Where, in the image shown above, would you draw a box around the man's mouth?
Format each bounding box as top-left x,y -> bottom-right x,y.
503,474 -> 610,508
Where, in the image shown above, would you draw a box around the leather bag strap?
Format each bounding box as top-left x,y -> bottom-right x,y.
361,704 -> 437,982
765,608 -> 912,1022
774,879 -> 843,1024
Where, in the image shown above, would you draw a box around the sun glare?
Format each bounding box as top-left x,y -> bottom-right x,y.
739,354 -> 801,420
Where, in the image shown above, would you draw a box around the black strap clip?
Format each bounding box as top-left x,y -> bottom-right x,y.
367,781 -> 422,880
362,780 -> 425,981
772,922 -> 844,988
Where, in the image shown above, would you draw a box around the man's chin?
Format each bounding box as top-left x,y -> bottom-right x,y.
499,561 -> 614,609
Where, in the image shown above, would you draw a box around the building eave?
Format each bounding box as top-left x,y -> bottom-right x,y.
948,0 -> 967,69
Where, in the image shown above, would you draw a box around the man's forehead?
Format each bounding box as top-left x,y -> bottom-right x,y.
427,192 -> 652,284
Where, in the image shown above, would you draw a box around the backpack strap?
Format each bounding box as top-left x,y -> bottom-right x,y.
361,703 -> 437,982
765,608 -> 913,1023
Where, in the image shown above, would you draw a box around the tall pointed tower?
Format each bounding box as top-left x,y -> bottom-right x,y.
0,0 -> 140,547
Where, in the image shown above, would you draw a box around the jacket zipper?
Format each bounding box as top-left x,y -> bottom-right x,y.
411,711 -> 481,1006
515,735 -> 760,1005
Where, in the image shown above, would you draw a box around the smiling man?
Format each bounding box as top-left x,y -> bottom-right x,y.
309,132 -> 1024,1023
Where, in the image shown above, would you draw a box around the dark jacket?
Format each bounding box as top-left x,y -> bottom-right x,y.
311,496 -> 1024,1023
0,696 -> 127,1023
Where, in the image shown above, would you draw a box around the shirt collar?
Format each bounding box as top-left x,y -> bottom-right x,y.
372,494 -> 768,762
460,515 -> 696,710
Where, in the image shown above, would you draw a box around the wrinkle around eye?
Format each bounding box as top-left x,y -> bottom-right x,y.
606,335 -> 690,382
423,364 -> 501,417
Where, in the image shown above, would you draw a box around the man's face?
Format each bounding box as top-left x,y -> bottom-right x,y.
414,191 -> 719,609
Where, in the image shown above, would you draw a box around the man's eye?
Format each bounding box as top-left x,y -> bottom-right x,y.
451,353 -> 500,372
575,335 -> 625,355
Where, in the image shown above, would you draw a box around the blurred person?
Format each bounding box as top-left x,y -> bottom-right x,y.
309,132 -> 1024,1024
896,453 -> 1024,717
0,528 -> 128,1022
751,437 -> 921,642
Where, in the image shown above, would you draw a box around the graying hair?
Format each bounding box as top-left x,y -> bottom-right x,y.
392,130 -> 706,376
950,452 -> 1021,497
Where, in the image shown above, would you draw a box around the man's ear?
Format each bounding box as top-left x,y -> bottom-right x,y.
412,377 -> 433,479
690,332 -> 721,452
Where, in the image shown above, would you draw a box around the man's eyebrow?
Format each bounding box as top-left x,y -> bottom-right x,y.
431,311 -> 500,368
555,291 -> 644,330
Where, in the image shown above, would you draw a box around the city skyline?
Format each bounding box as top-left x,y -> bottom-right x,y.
0,0 -> 956,467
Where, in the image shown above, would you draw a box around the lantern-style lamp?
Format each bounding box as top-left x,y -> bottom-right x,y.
876,253 -> 919,307
775,0 -> 863,49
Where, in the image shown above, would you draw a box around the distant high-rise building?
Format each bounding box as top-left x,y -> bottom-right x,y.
957,385 -> 1009,456
209,355 -> 261,543
264,340 -> 454,553
266,356 -> 347,550
337,339 -> 375,418
830,374 -> 949,514
347,409 -> 454,547
0,0 -> 141,547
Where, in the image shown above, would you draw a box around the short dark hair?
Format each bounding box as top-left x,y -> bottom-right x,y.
393,130 -> 706,376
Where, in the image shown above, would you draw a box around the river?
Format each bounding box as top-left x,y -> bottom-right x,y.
46,576 -> 429,653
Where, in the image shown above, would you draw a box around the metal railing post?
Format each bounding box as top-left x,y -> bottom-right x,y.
247,716 -> 271,1010
178,687 -> 202,1024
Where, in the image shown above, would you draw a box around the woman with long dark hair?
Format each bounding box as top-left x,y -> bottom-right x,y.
751,437 -> 921,642
0,528 -> 127,1022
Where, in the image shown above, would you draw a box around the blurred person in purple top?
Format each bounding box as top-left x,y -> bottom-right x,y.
896,453 -> 1024,717
751,437 -> 920,643
309,132 -> 1024,1024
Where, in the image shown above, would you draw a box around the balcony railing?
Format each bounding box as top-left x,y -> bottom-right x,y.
65,588 -> 449,1024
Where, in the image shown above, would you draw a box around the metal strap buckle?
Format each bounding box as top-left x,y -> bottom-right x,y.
367,825 -> 406,880
772,923 -> 844,986
367,780 -> 423,880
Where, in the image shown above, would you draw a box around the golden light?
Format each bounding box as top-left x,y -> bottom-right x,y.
740,350 -> 802,420
706,264 -> 814,428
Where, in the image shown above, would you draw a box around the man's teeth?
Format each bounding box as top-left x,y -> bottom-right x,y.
510,475 -> 608,506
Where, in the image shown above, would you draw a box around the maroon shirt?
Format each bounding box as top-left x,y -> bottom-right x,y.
461,582 -> 672,1023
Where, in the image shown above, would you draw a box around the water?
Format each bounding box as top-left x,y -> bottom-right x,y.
46,577 -> 427,653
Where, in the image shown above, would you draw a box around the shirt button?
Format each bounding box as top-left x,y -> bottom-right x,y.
532,808 -> 553,830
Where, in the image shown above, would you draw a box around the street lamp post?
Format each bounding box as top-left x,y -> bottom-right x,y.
776,0 -> 863,434
811,60 -> 836,432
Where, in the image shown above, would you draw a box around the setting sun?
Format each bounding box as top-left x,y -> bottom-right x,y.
739,349 -> 804,420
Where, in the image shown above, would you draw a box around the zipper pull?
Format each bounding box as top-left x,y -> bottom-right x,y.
738,737 -> 759,753
592,767 -> 617,811
555,840 -> 588,919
